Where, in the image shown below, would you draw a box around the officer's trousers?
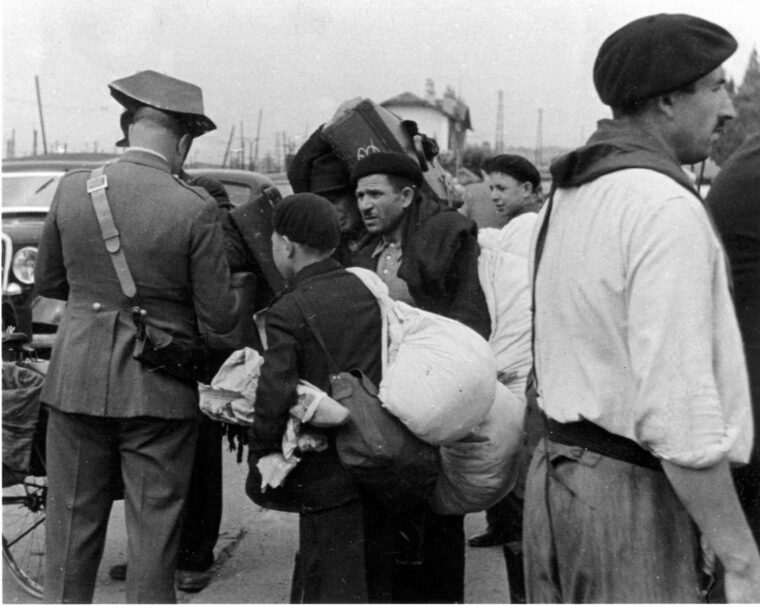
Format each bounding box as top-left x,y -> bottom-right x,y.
44,408 -> 197,604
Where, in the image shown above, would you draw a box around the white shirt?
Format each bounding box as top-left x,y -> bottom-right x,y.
531,168 -> 752,468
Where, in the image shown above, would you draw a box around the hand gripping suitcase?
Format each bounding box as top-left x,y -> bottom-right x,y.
322,98 -> 461,208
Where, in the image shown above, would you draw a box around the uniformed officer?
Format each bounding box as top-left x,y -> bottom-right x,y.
36,70 -> 241,603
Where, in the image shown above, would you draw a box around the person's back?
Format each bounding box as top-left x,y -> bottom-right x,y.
246,193 -> 383,603
38,149 -> 237,418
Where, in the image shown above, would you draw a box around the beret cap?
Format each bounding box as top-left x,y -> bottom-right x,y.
109,70 -> 216,137
272,193 -> 340,250
310,153 -> 351,194
351,152 -> 423,188
593,13 -> 737,107
485,154 -> 541,189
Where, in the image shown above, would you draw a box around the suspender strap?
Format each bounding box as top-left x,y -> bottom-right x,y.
87,165 -> 137,299
291,290 -> 340,375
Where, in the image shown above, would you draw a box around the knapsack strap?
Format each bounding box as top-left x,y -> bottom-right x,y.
87,165 -> 137,299
291,290 -> 340,375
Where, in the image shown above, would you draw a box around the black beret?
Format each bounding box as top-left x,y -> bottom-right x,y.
310,153 -> 351,194
272,193 -> 340,250
351,152 -> 423,188
484,154 -> 541,189
594,13 -> 737,107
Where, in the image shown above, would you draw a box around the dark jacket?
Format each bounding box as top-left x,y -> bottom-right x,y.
35,149 -> 241,419
352,206 -> 491,340
246,258 -> 383,512
706,133 -> 760,538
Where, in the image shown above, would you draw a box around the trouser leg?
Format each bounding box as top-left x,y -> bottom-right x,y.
177,415 -> 223,571
393,508 -> 465,604
297,499 -> 368,603
524,440 -> 703,603
120,416 -> 198,604
44,409 -> 118,604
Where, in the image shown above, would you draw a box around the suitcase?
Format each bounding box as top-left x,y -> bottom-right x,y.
322,98 -> 460,208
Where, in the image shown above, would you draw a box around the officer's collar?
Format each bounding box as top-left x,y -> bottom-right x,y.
120,147 -> 171,172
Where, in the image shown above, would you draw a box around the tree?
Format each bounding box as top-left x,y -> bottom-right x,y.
712,47 -> 760,166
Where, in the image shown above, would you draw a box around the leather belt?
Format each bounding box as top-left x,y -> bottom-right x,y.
542,412 -> 662,471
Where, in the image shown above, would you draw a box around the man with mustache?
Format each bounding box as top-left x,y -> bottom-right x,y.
525,13 -> 760,602
351,151 -> 490,603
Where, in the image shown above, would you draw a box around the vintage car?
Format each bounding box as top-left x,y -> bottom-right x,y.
1,153 -> 290,355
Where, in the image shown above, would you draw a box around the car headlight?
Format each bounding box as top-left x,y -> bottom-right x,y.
12,247 -> 37,285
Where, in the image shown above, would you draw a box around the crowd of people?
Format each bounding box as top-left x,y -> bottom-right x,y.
33,10 -> 759,605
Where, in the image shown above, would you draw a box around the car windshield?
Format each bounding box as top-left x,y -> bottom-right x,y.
2,172 -> 63,209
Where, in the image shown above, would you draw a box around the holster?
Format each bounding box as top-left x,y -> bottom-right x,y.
131,310 -> 212,384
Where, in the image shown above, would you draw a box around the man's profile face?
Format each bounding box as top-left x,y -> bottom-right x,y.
323,190 -> 362,235
487,172 -> 532,216
355,174 -> 409,236
670,66 -> 736,165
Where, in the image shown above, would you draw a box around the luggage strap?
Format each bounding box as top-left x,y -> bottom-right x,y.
87,165 -> 137,299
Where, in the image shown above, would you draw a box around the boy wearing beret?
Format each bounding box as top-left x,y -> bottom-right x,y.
526,13 -> 760,602
245,194 -> 388,603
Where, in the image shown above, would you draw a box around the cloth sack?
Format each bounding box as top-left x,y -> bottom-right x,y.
431,382 -> 526,514
2,362 -> 45,485
477,233 -> 532,397
333,369 -> 440,512
346,267 -> 497,445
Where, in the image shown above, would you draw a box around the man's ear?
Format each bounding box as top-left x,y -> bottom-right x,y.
654,93 -> 678,119
281,234 -> 296,258
400,186 -> 415,209
177,133 -> 193,162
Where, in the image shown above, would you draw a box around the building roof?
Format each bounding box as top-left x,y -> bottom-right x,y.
381,91 -> 472,131
380,91 -> 437,109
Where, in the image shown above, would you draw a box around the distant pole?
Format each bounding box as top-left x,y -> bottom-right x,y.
35,76 -> 48,155
495,90 -> 504,153
240,120 -> 245,168
253,109 -> 262,166
33,130 -> 38,156
221,125 -> 235,168
535,108 -> 544,167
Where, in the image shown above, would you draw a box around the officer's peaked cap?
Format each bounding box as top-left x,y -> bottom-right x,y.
108,70 -> 216,137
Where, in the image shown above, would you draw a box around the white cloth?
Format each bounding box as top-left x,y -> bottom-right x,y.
477,231 -> 532,403
481,212 -> 537,259
531,168 -> 752,468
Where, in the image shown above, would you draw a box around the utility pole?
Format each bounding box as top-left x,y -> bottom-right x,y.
221,125 -> 235,168
495,90 -> 504,153
33,130 -> 38,156
535,108 -> 544,167
35,76 -> 48,155
253,109 -> 262,168
239,120 -> 245,169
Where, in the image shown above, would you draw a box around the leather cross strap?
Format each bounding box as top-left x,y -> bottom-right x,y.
87,165 -> 137,299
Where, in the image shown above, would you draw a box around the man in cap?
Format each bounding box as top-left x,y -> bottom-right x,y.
525,14 -> 760,602
244,194 -> 386,602
288,127 -> 366,264
36,70 -> 241,603
484,153 -> 542,257
350,151 -> 490,603
706,134 -> 760,546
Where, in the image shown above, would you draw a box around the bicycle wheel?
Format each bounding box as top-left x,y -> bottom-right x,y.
2,472 -> 46,598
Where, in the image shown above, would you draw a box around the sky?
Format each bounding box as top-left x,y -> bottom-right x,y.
3,0 -> 759,165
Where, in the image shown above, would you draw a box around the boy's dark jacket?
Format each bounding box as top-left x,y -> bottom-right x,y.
246,258 -> 382,512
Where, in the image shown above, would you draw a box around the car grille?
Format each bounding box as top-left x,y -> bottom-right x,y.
2,232 -> 12,291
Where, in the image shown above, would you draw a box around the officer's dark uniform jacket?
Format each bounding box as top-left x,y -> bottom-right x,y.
36,149 -> 240,419
246,257 -> 382,512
